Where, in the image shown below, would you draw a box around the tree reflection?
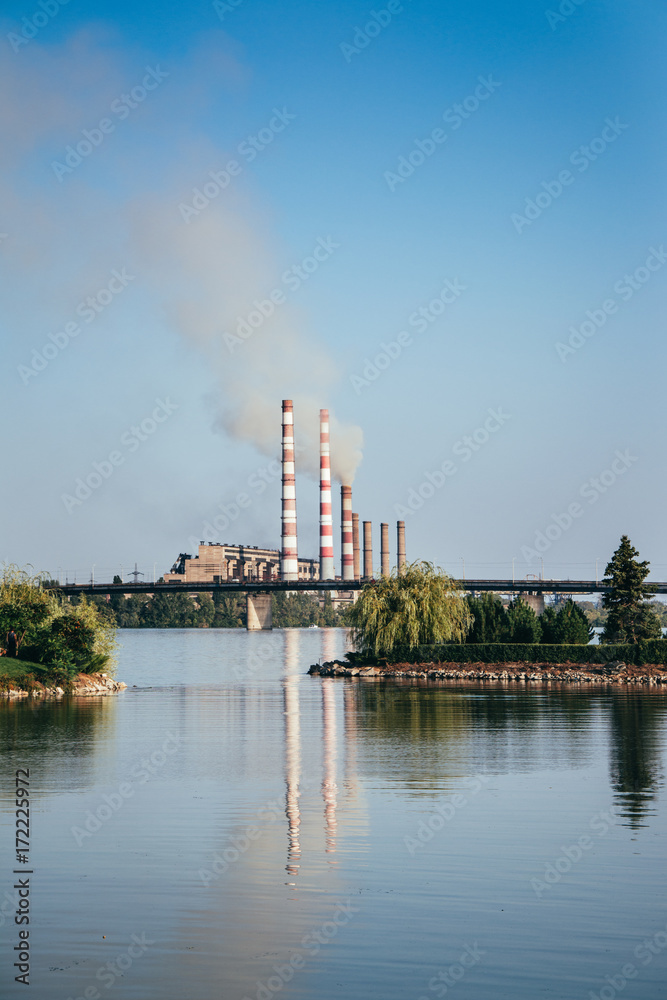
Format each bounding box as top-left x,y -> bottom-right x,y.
608,689 -> 667,829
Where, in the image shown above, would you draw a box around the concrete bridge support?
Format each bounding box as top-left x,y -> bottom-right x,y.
521,593 -> 545,616
246,592 -> 273,630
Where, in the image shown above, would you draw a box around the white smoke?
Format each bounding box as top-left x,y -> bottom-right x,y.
1,27 -> 364,482
130,191 -> 363,482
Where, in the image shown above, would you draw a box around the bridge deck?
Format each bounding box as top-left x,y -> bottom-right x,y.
49,579 -> 667,596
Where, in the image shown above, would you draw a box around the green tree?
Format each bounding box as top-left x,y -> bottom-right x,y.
272,592 -> 320,627
465,593 -> 507,642
195,593 -> 215,627
540,599 -> 593,644
111,594 -> 143,627
504,598 -> 542,643
601,536 -> 661,643
0,567 -> 116,674
347,561 -> 472,658
318,592 -> 338,627
212,595 -> 245,627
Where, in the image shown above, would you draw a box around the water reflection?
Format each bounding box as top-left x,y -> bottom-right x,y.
608,688 -> 666,828
321,679 -> 338,855
349,680 -> 667,825
0,696 -> 116,790
1,632 -> 665,847
0,630 -> 666,1000
283,629 -> 302,881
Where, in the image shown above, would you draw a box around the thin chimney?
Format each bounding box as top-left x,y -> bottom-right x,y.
380,523 -> 390,578
352,513 -> 360,580
397,520 -> 406,575
363,521 -> 372,580
340,486 -> 354,582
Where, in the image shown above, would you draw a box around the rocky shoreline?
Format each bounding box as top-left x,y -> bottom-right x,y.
308,660 -> 667,686
0,672 -> 127,699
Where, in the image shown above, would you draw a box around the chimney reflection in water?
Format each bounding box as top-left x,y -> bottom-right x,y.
321,627 -> 339,856
283,629 -> 302,884
321,678 -> 338,856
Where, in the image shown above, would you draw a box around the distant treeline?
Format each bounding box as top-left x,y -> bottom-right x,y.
83,590 -> 347,629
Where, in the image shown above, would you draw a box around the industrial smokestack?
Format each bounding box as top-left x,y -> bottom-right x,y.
363,521 -> 372,580
281,400 -> 298,582
397,520 -> 406,575
319,408 -> 335,580
380,523 -> 389,578
352,513 -> 360,580
340,486 -> 354,582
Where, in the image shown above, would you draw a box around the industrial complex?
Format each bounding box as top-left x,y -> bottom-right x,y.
164,401 -> 406,596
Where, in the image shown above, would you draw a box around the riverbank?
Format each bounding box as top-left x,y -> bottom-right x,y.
308,660 -> 667,685
0,667 -> 127,698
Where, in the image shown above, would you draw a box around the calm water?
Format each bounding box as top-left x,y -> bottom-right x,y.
2,628 -> 667,1000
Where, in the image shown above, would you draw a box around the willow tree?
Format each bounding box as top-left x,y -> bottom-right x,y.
347,561 -> 472,658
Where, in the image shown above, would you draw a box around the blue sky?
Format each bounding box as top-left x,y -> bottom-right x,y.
1,0 -> 665,584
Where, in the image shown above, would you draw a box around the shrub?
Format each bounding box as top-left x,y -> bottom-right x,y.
379,642 -> 656,665
0,566 -> 117,673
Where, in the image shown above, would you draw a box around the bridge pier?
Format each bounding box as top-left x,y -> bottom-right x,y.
246,592 -> 273,630
520,593 -> 545,616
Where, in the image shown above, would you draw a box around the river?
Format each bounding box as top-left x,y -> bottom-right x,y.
1,627 -> 666,999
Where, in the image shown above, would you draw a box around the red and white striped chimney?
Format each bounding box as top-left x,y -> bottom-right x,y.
340,485 -> 354,582
319,409 -> 335,580
281,400 -> 298,582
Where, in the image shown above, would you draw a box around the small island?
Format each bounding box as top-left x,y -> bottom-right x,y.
309,538 -> 667,687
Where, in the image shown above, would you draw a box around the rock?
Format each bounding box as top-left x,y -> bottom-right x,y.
603,661 -> 627,674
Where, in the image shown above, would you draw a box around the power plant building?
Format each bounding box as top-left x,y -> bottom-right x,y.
164,543 -> 319,585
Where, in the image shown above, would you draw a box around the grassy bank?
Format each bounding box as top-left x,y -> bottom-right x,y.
0,656 -> 62,690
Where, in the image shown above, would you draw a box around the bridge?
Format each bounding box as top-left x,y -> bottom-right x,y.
48,578 -> 667,631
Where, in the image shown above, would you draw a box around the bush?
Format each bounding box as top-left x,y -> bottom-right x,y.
377,641 -> 666,665
0,566 -> 117,674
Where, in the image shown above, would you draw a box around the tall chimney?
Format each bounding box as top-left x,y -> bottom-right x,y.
380,523 -> 390,578
319,409 -> 335,580
281,400 -> 298,582
340,486 -> 354,582
363,521 -> 372,580
352,513 -> 360,580
397,520 -> 406,575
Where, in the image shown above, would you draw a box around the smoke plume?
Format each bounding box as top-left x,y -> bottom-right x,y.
1,27 -> 364,483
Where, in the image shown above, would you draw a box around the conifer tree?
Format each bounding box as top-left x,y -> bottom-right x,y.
601,536 -> 661,643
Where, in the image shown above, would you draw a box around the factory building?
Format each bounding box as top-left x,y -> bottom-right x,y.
164,543 -> 319,585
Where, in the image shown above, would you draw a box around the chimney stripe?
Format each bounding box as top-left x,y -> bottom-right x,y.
319,409 -> 335,580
